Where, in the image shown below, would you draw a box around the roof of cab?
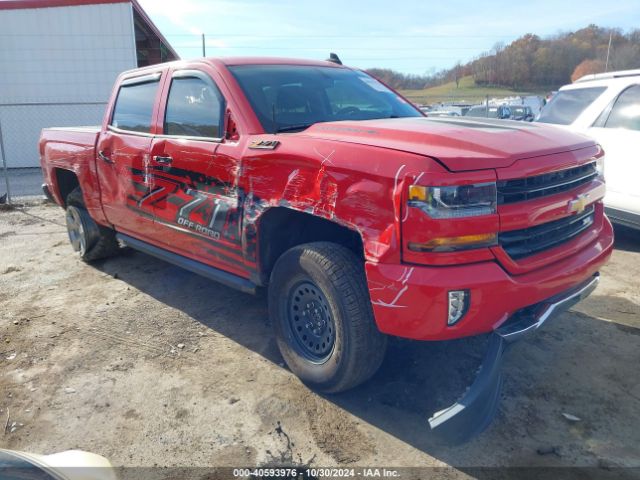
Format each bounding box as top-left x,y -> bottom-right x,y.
117,56 -> 348,80
216,57 -> 346,68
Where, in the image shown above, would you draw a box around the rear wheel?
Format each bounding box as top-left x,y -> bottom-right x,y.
65,187 -> 119,262
269,242 -> 387,393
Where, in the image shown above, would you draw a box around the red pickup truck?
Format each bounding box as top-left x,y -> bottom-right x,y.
40,57 -> 613,442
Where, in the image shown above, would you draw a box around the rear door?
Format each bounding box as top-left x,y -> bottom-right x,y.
96,71 -> 165,239
148,67 -> 249,277
587,84 -> 640,216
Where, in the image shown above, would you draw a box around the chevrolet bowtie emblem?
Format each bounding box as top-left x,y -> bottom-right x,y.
568,194 -> 589,214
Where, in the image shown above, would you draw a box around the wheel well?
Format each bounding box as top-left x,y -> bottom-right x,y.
54,169 -> 79,207
257,207 -> 364,284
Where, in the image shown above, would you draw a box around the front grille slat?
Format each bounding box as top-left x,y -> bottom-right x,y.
499,206 -> 595,260
498,163 -> 597,204
499,207 -> 595,245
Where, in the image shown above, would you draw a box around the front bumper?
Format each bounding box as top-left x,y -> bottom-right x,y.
365,217 -> 612,443
428,274 -> 600,443
365,216 -> 613,341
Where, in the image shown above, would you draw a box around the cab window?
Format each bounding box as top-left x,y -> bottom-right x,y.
164,76 -> 225,138
110,79 -> 159,133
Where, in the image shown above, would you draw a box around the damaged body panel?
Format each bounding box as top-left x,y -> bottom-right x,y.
428,274 -> 601,443
40,56 -> 613,443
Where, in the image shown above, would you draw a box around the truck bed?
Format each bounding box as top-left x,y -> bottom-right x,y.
40,126 -> 100,153
39,126 -> 102,213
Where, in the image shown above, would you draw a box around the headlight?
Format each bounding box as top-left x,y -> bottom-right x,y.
408,182 -> 497,219
595,155 -> 605,181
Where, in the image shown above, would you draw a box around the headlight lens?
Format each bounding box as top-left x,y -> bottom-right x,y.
595,155 -> 605,181
408,182 -> 497,219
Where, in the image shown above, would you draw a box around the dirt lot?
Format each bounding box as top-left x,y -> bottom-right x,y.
1,202 -> 639,476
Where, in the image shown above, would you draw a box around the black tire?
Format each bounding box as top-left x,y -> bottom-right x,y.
269,242 -> 387,393
65,187 -> 119,262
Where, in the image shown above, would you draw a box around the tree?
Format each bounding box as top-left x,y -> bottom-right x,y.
571,59 -> 606,82
610,43 -> 640,70
369,26 -> 638,92
453,62 -> 462,88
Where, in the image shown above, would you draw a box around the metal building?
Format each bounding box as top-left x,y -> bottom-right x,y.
0,0 -> 179,170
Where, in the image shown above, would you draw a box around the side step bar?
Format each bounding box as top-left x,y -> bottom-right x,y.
116,233 -> 257,295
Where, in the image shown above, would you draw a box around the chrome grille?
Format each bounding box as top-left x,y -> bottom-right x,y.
499,206 -> 595,259
497,163 -> 598,204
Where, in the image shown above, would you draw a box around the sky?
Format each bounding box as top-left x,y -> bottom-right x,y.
137,0 -> 640,75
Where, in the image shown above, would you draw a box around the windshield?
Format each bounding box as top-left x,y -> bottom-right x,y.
536,87 -> 607,125
229,65 -> 422,132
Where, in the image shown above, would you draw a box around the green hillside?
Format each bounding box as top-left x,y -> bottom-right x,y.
399,76 -> 543,105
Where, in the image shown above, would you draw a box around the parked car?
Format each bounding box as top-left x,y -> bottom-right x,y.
40,57 -> 612,443
509,105 -> 534,121
421,104 -> 466,117
464,104 -> 512,119
537,69 -> 640,230
0,448 -> 116,480
425,110 -> 460,117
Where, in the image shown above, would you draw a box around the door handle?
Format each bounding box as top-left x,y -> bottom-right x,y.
154,155 -> 173,165
98,150 -> 113,164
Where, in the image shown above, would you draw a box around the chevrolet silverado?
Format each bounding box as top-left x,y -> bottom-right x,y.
40,57 -> 613,442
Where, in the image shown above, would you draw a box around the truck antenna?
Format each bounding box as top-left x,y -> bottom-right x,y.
326,53 -> 342,65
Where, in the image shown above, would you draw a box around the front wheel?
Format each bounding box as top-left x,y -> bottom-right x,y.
269,242 -> 387,393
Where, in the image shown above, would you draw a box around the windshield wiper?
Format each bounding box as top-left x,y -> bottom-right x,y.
275,124 -> 314,133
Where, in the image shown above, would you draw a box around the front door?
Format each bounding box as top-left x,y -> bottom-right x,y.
148,69 -> 249,277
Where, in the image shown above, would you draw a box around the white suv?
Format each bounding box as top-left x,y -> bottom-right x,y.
537,69 -> 640,230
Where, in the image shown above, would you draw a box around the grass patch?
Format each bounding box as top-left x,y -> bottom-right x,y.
400,76 -> 544,105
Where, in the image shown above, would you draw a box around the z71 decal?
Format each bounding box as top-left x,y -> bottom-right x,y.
176,189 -> 235,240
126,165 -> 242,247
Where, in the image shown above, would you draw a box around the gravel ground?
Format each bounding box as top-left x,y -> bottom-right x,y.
0,202 -> 639,477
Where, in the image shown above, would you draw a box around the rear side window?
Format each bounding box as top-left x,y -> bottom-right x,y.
605,85 -> 640,131
164,76 -> 225,138
537,87 -> 606,125
111,80 -> 159,133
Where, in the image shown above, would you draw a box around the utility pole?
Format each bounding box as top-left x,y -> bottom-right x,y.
202,33 -> 206,57
605,32 -> 612,72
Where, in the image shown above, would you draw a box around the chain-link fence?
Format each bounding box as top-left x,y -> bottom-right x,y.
0,102 -> 107,204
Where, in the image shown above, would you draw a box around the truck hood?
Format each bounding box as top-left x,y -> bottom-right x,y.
302,117 -> 595,171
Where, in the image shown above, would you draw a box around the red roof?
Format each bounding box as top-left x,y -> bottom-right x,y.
0,0 -> 179,60
0,0 -> 127,8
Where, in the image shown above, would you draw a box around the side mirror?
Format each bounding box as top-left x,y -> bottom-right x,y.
224,110 -> 239,141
